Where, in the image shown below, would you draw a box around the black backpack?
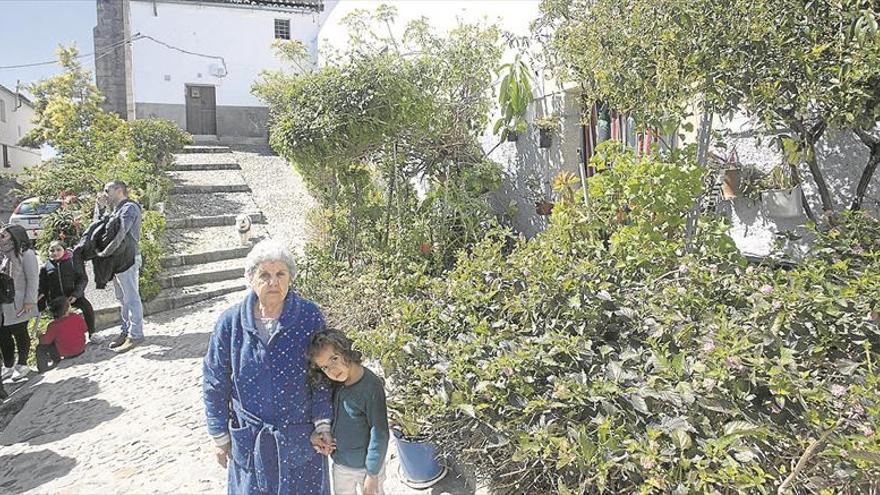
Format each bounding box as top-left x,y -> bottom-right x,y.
0,272 -> 13,305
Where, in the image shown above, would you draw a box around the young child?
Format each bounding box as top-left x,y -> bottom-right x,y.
36,296 -> 87,373
309,328 -> 389,495
38,240 -> 96,337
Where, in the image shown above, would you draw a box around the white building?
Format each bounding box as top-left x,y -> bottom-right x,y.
0,84 -> 40,175
95,0 -> 334,143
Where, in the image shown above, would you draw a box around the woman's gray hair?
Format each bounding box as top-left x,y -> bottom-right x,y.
244,239 -> 298,281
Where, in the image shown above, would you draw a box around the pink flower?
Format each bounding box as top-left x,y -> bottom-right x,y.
830,384 -> 847,397
759,285 -> 774,295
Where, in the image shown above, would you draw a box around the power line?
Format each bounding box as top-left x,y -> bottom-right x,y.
0,34 -> 140,71
0,33 -> 228,78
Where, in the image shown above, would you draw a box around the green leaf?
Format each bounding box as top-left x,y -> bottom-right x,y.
670,428 -> 692,450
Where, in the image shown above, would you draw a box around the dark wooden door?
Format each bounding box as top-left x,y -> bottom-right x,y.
185,85 -> 217,135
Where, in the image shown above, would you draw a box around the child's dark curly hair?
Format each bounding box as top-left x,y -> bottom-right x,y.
307,327 -> 363,387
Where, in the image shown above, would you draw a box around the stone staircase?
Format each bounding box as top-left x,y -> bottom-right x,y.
93,145 -> 265,329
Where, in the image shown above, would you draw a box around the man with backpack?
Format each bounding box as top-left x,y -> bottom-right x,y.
94,180 -> 143,353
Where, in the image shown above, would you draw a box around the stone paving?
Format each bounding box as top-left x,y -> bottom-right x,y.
0,147 -> 476,495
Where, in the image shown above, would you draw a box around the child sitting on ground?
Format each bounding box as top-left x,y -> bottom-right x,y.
36,297 -> 87,373
309,328 -> 389,495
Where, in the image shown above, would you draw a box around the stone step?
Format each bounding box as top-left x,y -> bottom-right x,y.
161,246 -> 252,269
162,257 -> 245,289
165,192 -> 258,218
94,278 -> 247,330
170,169 -> 247,187
166,212 -> 265,230
173,153 -> 240,166
181,145 -> 230,154
171,184 -> 251,194
170,162 -> 241,172
165,223 -> 270,255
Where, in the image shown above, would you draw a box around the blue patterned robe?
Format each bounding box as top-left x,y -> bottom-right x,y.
203,290 -> 331,494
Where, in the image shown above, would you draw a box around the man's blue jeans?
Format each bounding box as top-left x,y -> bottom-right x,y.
113,254 -> 144,340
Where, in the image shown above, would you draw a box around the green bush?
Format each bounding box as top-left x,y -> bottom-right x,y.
129,118 -> 192,169
35,197 -> 90,253
139,210 -> 166,301
302,147 -> 880,493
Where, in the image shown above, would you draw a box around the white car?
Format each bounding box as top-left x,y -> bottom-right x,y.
7,197 -> 62,240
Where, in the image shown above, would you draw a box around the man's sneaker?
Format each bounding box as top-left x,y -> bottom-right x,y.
112,337 -> 141,353
0,367 -> 12,380
11,365 -> 30,380
108,332 -> 128,349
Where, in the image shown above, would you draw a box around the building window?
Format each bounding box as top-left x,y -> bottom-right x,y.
274,19 -> 291,40
0,99 -> 5,123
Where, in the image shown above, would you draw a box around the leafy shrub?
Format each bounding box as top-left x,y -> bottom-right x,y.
35,196 -> 90,253
139,210 -> 166,301
129,118 -> 192,169
304,147 -> 880,493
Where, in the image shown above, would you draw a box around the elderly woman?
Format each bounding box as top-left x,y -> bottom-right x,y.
203,239 -> 333,495
1,225 -> 39,382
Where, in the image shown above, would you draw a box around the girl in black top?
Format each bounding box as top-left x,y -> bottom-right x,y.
38,240 -> 96,336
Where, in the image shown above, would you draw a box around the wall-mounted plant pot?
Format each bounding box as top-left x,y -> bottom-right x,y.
393,429 -> 448,489
506,131 -> 519,142
720,168 -> 741,199
539,128 -> 553,148
762,185 -> 803,218
535,201 -> 555,216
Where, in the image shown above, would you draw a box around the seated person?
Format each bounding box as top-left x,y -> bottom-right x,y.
36,297 -> 88,373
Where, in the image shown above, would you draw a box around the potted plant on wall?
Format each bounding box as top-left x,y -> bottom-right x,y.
760,165 -> 803,218
525,174 -> 554,216
535,114 -> 559,149
493,55 -> 533,143
718,149 -> 741,199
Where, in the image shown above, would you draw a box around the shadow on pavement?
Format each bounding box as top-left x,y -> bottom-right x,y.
141,332 -> 212,362
0,449 -> 77,493
1,376 -> 123,447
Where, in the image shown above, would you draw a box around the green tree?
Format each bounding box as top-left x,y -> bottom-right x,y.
537,0 -> 880,216
253,6 -> 504,268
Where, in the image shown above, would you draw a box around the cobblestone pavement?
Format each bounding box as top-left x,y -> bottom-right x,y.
232,146 -> 318,256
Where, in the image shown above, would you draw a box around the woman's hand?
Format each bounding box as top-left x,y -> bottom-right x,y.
310,430 -> 335,455
17,303 -> 35,317
215,443 -> 230,468
363,474 -> 380,495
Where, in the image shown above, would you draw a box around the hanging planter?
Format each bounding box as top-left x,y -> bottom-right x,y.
720,168 -> 741,199
535,200 -> 555,216
539,128 -> 553,148
762,185 -> 803,218
506,130 -> 519,142
535,115 -> 559,149
393,429 -> 448,489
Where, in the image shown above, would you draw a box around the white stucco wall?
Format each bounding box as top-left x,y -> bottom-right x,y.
715,115 -> 880,259
0,87 -> 40,175
129,0 -> 326,107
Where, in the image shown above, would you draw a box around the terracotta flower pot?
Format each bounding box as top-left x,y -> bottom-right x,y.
535,201 -> 554,216
720,168 -> 741,199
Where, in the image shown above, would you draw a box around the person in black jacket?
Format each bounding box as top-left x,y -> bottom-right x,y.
39,240 -> 96,337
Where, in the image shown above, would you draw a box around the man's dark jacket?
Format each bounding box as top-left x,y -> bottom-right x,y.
74,211 -> 136,289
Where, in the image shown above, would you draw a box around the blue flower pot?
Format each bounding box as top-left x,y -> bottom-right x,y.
393,429 -> 448,489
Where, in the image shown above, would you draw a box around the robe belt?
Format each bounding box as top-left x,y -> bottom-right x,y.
232,399 -> 312,495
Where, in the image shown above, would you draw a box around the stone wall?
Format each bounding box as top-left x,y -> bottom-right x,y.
94,0 -> 134,120
488,89 -> 586,238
